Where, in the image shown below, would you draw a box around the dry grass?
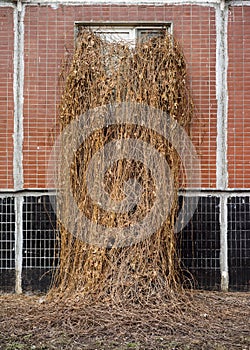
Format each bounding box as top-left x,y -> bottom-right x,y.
0,291 -> 249,349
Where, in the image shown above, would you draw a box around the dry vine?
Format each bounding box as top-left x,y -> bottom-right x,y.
48,29 -> 194,305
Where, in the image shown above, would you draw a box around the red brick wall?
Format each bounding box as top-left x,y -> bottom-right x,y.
0,8 -> 14,189
4,4 -> 250,191
228,6 -> 250,188
23,4 -> 217,189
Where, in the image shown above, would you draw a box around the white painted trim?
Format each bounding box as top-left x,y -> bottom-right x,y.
13,3 -> 25,191
216,3 -> 228,190
3,0 -> 250,8
180,190 -> 250,197
220,194 -> 229,291
18,0 -> 220,6
3,187 -> 250,193
15,196 -> 23,294
215,3 -> 229,292
0,191 -> 57,198
229,1 -> 250,6
2,190 -> 250,198
0,2 -> 15,7
5,0 -> 250,7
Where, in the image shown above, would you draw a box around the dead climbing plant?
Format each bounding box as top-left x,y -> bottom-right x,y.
49,28 -> 194,305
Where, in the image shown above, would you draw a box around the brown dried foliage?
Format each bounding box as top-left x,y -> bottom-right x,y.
49,29 -> 194,304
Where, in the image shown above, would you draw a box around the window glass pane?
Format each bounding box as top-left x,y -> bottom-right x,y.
98,32 -> 131,42
137,28 -> 166,42
94,29 -> 133,44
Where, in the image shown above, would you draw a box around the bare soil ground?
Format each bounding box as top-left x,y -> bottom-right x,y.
0,291 -> 249,350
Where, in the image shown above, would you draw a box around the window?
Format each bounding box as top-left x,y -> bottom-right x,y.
75,22 -> 172,45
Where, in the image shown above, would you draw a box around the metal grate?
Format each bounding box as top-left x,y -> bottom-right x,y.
0,197 -> 15,270
0,193 -> 249,292
179,196 -> 221,290
22,195 -> 58,292
227,196 -> 250,291
0,197 -> 15,292
23,195 -> 58,269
